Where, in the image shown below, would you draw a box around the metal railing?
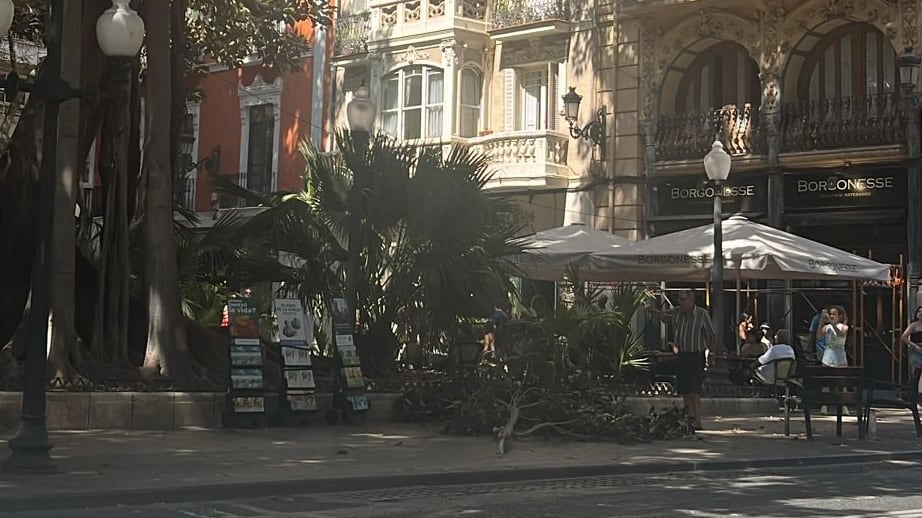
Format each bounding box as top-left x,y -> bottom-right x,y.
656,104 -> 762,161
333,12 -> 371,56
490,0 -> 570,30
781,93 -> 904,152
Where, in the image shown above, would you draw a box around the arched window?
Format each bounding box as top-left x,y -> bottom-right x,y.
382,65 -> 444,140
676,41 -> 760,113
801,23 -> 896,103
459,68 -> 482,138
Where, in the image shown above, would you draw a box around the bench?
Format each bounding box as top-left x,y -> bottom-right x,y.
798,366 -> 865,440
861,379 -> 922,438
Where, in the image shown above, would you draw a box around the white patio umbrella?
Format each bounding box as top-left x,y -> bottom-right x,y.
514,223 -> 634,281
588,216 -> 892,282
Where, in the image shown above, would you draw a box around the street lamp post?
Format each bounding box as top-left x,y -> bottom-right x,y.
703,140 -> 731,357
1,0 -> 144,473
561,87 -> 607,161
345,83 -> 377,331
898,48 -> 922,306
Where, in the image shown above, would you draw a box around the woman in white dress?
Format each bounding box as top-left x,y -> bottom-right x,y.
817,305 -> 849,367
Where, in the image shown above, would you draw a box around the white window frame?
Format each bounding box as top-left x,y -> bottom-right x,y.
519,68 -> 548,131
458,67 -> 482,138
183,102 -> 200,210
238,74 -> 282,193
381,65 -> 444,140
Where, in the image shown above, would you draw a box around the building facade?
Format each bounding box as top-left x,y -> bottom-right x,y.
619,0 -> 921,279
174,20 -> 332,218
330,0 -> 615,234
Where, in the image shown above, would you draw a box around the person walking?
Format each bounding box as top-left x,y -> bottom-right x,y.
646,289 -> 717,430
900,306 -> 922,396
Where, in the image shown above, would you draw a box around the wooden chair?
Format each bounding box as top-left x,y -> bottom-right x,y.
753,358 -> 798,436
798,366 -> 865,439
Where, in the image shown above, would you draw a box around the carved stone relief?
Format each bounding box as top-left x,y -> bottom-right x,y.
501,37 -> 568,67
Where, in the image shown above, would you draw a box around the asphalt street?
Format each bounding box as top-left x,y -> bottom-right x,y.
6,462 -> 922,518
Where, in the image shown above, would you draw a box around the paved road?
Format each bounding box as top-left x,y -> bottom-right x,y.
8,463 -> 922,517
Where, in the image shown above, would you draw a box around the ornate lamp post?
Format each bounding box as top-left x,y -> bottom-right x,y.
1,0 -> 144,473
561,87 -> 607,161
345,83 -> 376,331
703,140 -> 731,357
899,48 -> 922,301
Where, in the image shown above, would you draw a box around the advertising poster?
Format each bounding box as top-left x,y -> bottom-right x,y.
230,368 -> 264,389
347,394 -> 369,411
232,396 -> 265,413
342,367 -> 364,388
282,345 -> 312,366
288,393 -> 318,411
230,343 -> 262,366
274,298 -> 309,344
228,299 -> 259,338
284,369 -> 316,389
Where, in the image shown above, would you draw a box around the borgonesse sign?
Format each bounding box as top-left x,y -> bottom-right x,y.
670,185 -> 756,200
637,255 -> 710,265
797,176 -> 894,198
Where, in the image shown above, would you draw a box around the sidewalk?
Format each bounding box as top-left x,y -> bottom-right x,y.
0,409 -> 920,511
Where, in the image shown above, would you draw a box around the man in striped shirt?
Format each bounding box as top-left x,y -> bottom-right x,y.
646,288 -> 716,430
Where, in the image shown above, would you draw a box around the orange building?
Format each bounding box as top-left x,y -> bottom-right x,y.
181,20 -> 333,218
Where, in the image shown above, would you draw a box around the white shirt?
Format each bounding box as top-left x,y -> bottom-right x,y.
755,343 -> 796,383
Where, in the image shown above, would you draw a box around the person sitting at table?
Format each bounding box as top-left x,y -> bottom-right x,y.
753,329 -> 796,384
740,329 -> 767,358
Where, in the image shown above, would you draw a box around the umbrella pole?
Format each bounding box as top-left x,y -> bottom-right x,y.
735,267 -> 741,356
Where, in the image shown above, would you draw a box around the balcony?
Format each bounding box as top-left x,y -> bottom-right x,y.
488,0 -> 571,42
656,104 -> 763,162
780,93 -> 904,153
368,0 -> 487,45
175,175 -> 197,211
655,95 -> 906,163
333,12 -> 371,57
461,130 -> 572,191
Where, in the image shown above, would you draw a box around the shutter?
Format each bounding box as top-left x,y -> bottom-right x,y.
547,62 -> 557,131
504,68 -> 516,132
556,61 -> 567,131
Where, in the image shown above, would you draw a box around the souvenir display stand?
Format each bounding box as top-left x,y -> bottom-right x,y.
326,297 -> 369,425
274,298 -> 319,425
224,298 -> 268,428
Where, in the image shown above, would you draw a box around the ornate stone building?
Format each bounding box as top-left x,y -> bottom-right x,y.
621,0 -> 921,279
330,0 -> 608,233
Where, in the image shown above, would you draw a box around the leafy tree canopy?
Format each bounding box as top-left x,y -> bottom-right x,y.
7,0 -> 331,72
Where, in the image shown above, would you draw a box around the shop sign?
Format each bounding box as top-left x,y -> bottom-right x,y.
652,176 -> 767,217
784,171 -> 906,210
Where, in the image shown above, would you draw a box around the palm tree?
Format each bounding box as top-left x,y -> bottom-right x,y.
213,132 -> 526,372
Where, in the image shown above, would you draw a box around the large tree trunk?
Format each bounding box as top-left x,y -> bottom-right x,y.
141,1 -> 191,382
48,0 -> 86,379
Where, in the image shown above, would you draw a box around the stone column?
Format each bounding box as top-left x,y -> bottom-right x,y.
440,39 -> 459,142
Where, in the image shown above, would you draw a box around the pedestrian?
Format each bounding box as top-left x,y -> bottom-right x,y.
808,306 -> 828,363
759,323 -> 772,348
737,313 -> 753,346
900,306 -> 922,395
646,289 -> 717,430
753,329 -> 796,384
817,306 -> 849,367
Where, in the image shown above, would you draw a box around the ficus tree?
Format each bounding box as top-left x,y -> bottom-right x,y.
0,0 -> 331,385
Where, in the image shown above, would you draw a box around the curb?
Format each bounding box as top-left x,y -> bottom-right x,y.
3,449 -> 921,512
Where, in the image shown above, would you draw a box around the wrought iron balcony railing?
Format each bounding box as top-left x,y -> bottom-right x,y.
333,12 -> 371,56
781,93 -> 904,152
656,104 -> 762,161
490,0 -> 570,30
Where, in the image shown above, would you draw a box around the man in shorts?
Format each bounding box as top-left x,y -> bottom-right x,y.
647,289 -> 717,429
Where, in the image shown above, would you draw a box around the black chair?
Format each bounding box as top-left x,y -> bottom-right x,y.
861,378 -> 922,438
798,366 -> 865,439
